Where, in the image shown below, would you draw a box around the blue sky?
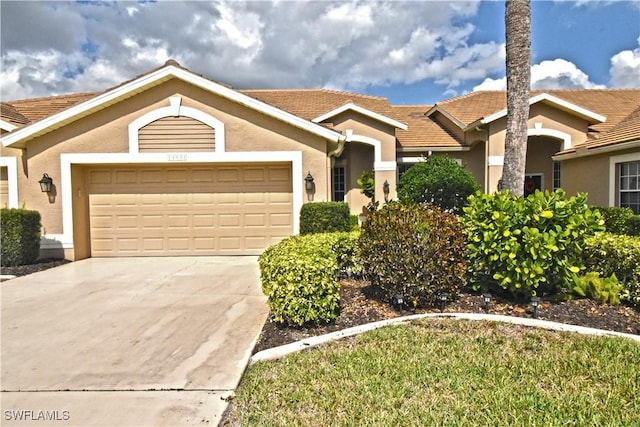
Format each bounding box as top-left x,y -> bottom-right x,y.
1,1 -> 639,105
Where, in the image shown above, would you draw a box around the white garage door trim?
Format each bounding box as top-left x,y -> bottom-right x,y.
0,156 -> 18,208
48,151 -> 303,251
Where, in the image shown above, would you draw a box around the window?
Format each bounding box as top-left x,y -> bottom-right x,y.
553,161 -> 561,191
619,160 -> 640,214
524,174 -> 543,196
332,166 -> 345,202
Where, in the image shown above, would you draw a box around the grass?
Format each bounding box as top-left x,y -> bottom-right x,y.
224,319 -> 639,426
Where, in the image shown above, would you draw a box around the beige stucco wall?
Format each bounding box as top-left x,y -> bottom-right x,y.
1,78 -> 335,259
329,111 -> 399,211
525,136 -> 562,191
341,142 -> 375,214
561,147 -> 639,207
484,105 -> 593,192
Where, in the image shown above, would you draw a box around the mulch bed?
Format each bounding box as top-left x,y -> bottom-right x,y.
3,261 -> 638,353
253,278 -> 640,354
1,258 -> 70,278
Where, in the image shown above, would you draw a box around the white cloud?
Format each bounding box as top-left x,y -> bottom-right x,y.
609,40 -> 640,88
473,59 -> 606,91
2,0 -> 512,100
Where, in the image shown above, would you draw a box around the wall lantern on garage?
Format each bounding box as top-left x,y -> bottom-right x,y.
383,180 -> 390,203
39,173 -> 53,193
305,171 -> 315,201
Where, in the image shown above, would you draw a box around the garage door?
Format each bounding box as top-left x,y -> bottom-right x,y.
0,166 -> 7,207
87,163 -> 293,256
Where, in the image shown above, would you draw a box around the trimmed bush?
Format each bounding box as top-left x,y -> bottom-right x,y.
300,202 -> 351,234
259,232 -> 359,326
571,272 -> 620,305
628,216 -> 640,236
582,233 -> 640,308
1,208 -> 42,267
462,190 -> 604,299
594,206 -> 634,235
358,203 -> 466,308
397,156 -> 480,215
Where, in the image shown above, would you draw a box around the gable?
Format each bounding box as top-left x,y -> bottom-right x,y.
1,62 -> 343,149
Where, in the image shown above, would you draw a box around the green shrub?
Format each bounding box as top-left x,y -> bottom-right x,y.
299,202 -> 351,234
594,206 -> 634,235
462,190 -> 604,299
260,232 -> 358,326
397,156 -> 480,215
571,272 -> 620,305
628,215 -> 640,236
582,233 -> 640,308
1,208 -> 42,267
349,215 -> 360,231
332,231 -> 363,277
358,203 -> 466,308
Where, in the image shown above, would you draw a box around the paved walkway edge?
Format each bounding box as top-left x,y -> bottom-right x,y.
251,313 -> 640,364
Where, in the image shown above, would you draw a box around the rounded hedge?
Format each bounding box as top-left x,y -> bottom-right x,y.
397,156 -> 480,215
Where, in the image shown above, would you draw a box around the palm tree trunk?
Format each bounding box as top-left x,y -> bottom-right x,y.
501,0 -> 531,197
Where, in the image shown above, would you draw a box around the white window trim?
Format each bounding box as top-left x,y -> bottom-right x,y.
128,96 -> 226,153
49,151 -> 303,251
345,132 -> 397,172
525,173 -> 545,193
528,124 -> 572,151
609,152 -> 640,207
0,156 -> 18,208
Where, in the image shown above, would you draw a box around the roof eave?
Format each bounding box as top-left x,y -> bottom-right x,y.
313,102 -> 408,130
481,93 -> 607,127
553,139 -> 640,160
2,64 -> 344,148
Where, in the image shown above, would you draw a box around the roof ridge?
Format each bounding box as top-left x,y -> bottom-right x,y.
7,92 -> 99,104
242,88 -> 388,100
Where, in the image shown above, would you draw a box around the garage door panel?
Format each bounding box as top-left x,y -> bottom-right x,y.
88,163 -> 292,256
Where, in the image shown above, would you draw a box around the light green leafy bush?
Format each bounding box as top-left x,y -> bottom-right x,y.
582,233 -> 640,308
462,190 -> 604,299
259,232 -> 360,326
571,272 -> 620,305
358,203 -> 466,308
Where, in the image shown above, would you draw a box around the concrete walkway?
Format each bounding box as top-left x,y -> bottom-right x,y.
1,257 -> 268,426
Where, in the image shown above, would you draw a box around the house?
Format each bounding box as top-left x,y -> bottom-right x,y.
1,60 -> 638,260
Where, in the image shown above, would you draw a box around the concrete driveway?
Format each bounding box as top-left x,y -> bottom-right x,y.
1,257 -> 269,426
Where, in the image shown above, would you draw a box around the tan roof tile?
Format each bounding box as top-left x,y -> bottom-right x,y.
1,102 -> 31,126
435,89 -> 640,135
391,105 -> 464,148
7,92 -> 98,123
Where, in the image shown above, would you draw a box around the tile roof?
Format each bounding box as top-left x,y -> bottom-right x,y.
392,105 -> 465,148
6,93 -> 97,124
1,58 -> 637,154
557,105 -> 640,155
434,89 -> 640,135
241,89 -> 405,122
1,102 -> 31,126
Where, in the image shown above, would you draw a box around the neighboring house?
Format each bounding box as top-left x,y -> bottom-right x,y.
1,60 -> 638,260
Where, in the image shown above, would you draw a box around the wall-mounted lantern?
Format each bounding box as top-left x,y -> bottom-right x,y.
383,180 -> 390,203
39,173 -> 53,193
305,171 -> 315,201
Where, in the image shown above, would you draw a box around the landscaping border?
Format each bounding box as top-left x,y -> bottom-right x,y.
251,313 -> 640,364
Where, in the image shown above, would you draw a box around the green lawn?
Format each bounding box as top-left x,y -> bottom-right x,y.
225,319 -> 639,426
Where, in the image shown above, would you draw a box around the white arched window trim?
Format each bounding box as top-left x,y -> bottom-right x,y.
528,124 -> 571,151
128,96 -> 225,153
345,132 -> 396,171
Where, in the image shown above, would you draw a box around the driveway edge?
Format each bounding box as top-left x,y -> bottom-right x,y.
250,313 -> 640,364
